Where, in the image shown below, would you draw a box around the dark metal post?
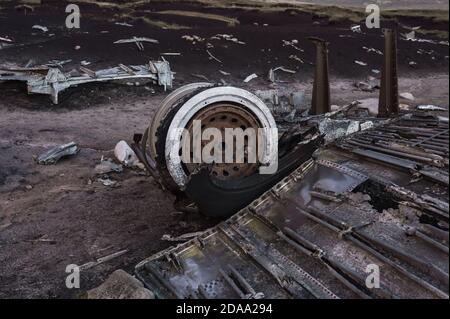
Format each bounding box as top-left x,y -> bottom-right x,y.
309,37 -> 330,115
378,29 -> 399,117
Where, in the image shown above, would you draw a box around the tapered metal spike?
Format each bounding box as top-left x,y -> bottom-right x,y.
378,28 -> 399,117
309,37 -> 330,115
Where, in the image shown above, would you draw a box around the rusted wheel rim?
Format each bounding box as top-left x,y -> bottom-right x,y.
147,82 -> 213,159
165,86 -> 277,188
183,103 -> 261,180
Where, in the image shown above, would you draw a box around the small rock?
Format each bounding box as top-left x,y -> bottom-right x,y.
98,177 -> 118,187
357,98 -> 379,116
399,103 -> 411,111
114,140 -> 140,167
87,270 -> 155,299
399,92 -> 415,101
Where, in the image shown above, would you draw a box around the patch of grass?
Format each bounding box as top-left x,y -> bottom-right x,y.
292,4 -> 365,22
73,0 -> 123,9
414,29 -> 449,40
112,11 -> 191,29
154,10 -> 240,26
383,9 -> 449,23
65,0 -> 449,25
198,1 -> 449,24
134,16 -> 191,29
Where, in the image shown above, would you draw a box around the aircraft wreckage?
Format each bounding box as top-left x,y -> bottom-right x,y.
111,29 -> 447,299
0,60 -> 173,104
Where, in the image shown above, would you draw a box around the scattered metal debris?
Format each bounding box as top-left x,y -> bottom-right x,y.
318,118 -> 362,142
403,30 -> 416,41
0,60 -> 173,103
0,36 -> 13,43
161,231 -> 205,242
354,60 -> 367,66
26,234 -> 56,244
80,250 -> 128,270
36,142 -> 78,165
255,89 -> 306,118
274,66 -> 296,74
354,81 -> 377,92
351,25 -> 362,33
362,46 -> 383,55
401,30 -> 449,46
181,34 -> 205,44
268,66 -> 296,82
114,37 -> 159,51
417,49 -> 435,55
45,59 -> 72,67
161,52 -> 181,56
243,73 -> 257,83
282,39 -> 304,52
417,105 -> 446,111
95,158 -> 123,175
32,25 -> 48,32
115,22 -> 133,27
206,49 -> 222,63
191,73 -> 210,81
15,3 -> 36,12
268,68 -> 275,82
289,54 -> 304,63
210,34 -> 245,45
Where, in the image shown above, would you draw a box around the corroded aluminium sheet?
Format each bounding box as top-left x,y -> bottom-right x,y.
135,114 -> 449,299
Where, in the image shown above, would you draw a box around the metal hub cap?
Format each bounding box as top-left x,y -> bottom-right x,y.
165,86 -> 277,188
183,103 -> 261,179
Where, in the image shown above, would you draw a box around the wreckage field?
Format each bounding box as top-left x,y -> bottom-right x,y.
0,0 -> 448,299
